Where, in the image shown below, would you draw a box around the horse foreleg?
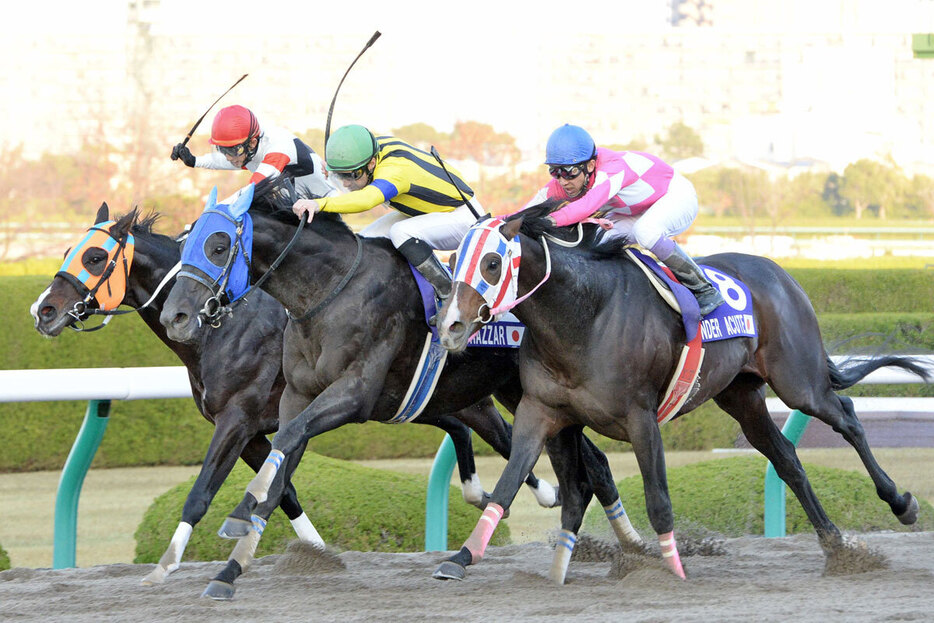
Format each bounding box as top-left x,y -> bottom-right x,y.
433,401 -> 549,581
217,447 -> 284,539
629,412 -> 685,579
142,415 -> 252,585
240,432 -> 324,549
542,428 -> 591,584
202,514 -> 266,600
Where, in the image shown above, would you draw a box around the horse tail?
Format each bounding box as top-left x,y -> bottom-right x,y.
826,354 -> 932,390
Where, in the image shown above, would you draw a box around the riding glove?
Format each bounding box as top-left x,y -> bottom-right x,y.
171,143 -> 196,167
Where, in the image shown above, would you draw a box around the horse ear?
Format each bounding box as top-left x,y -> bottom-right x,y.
229,183 -> 254,219
95,202 -> 109,224
502,217 -> 523,240
205,186 -> 218,212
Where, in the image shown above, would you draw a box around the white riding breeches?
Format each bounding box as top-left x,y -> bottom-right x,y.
603,172 -> 698,249
360,198 -> 483,251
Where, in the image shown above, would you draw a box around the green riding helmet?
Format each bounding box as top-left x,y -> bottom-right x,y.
325,125 -> 379,172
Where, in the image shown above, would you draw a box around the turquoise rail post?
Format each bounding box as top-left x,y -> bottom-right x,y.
424,434 -> 456,551
53,399 -> 111,568
763,409 -> 811,538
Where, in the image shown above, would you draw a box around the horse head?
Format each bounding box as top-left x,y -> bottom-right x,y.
32,203 -> 139,336
160,185 -> 254,343
438,215 -> 526,352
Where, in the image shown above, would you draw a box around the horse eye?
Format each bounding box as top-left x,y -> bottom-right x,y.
480,252 -> 503,285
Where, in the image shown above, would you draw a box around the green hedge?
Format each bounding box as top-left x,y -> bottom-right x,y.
581,456 -> 934,537
0,543 -> 9,572
4,272 -> 933,472
135,452 -> 509,561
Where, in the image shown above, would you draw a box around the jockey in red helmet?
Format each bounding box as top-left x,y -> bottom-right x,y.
171,105 -> 338,203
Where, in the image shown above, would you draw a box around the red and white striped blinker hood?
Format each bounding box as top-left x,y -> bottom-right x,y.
451,218 -> 522,319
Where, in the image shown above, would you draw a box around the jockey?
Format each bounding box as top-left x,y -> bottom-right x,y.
292,124 -> 483,302
525,124 -> 724,316
171,104 -> 339,203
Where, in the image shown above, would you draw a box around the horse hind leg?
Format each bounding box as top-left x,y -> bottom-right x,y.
578,433 -> 644,550
714,375 -> 844,550
797,391 -> 917,524
202,514 -> 268,600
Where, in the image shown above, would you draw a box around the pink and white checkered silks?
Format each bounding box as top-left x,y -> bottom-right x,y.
451,218 -> 524,319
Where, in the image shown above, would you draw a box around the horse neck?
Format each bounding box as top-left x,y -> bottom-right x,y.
128,234 -> 202,363
512,235 -> 622,351
248,211 -> 372,314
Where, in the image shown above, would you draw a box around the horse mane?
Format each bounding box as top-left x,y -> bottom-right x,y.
250,176 -> 356,240
504,199 -> 627,258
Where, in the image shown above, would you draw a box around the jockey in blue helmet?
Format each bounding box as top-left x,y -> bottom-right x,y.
524,124 -> 724,316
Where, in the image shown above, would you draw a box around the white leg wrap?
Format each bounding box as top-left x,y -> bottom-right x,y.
290,513 -> 325,550
604,499 -> 643,545
245,449 -> 285,505
141,522 -> 193,585
230,515 -> 265,572
461,473 -> 484,507
529,478 -> 558,508
549,529 -> 576,585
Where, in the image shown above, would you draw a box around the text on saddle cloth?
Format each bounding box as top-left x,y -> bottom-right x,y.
407,262 -> 524,348
389,262 -> 524,425
626,248 -> 757,343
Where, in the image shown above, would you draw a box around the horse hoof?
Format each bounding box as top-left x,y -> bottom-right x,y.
897,493 -> 919,525
432,561 -> 466,581
218,517 -> 252,539
201,580 -> 236,600
140,566 -> 167,586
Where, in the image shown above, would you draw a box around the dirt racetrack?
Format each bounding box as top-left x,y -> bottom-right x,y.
1,531 -> 932,622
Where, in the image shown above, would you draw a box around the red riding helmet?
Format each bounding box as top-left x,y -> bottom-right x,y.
210,106 -> 261,157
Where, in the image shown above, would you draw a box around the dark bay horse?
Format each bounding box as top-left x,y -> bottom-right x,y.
30,203 -> 326,585
157,184 -> 631,598
434,202 -> 931,583
30,202 -> 541,590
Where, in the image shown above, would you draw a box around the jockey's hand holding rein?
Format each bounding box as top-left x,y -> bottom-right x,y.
293,199 -> 321,221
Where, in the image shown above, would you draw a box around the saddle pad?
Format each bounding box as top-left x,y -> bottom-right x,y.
388,332 -> 448,424
626,248 -> 757,343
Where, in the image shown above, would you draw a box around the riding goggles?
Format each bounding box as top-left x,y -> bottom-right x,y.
330,166 -> 368,182
548,164 -> 585,180
215,141 -> 250,158
56,221 -> 135,311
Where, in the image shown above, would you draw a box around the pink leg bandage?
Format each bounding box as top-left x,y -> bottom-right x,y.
464,503 -> 504,564
659,531 -> 686,579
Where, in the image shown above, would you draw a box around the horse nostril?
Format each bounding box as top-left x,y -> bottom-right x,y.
449,321 -> 465,337
40,305 -> 57,319
172,312 -> 188,327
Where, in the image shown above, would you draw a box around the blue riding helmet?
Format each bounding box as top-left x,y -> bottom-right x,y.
544,124 -> 596,165
179,185 -> 254,303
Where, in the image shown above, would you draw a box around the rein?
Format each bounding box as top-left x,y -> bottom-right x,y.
487,235 -> 552,319
71,262 -> 182,332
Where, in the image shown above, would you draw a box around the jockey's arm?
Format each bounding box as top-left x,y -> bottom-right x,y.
195,151 -> 241,171
549,170 -> 623,227
317,184 -> 390,214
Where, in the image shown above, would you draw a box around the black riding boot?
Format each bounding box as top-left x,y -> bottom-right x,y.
397,238 -> 452,301
663,244 -> 725,316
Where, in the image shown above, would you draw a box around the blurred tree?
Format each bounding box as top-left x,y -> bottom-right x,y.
481,170 -> 544,216
780,171 -> 835,219
840,158 -> 900,219
654,121 -> 704,161
906,174 -> 934,219
295,128 -> 326,157
822,172 -> 849,216
445,121 -> 520,166
605,137 -> 651,153
391,123 -> 448,151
